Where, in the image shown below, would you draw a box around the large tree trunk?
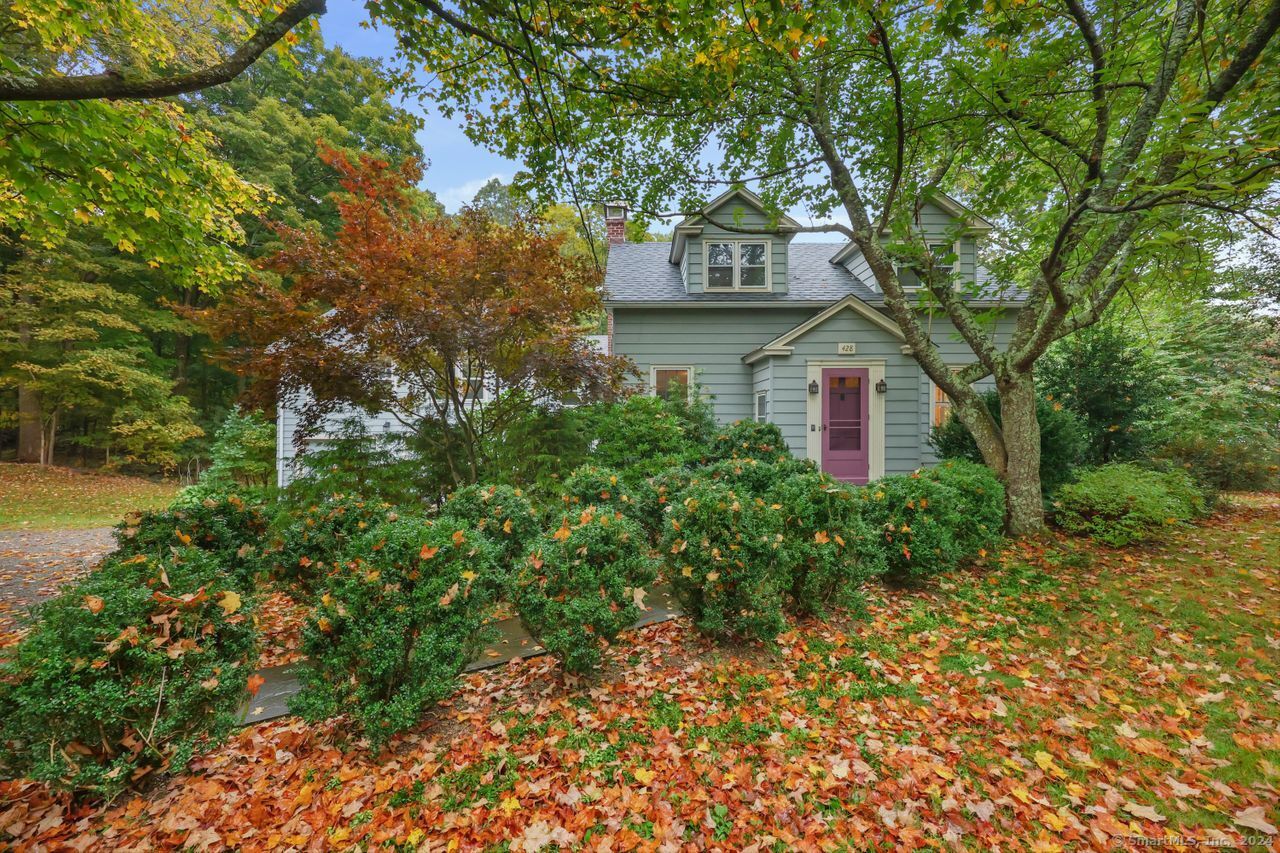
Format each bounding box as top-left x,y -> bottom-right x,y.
997,373 -> 1044,535
17,384 -> 42,463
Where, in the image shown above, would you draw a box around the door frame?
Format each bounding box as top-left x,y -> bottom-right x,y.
805,358 -> 885,482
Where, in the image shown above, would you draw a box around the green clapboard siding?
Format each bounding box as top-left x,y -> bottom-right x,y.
611,303 -> 1019,476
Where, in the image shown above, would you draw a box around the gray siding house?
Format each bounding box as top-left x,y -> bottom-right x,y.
604,189 -> 1020,485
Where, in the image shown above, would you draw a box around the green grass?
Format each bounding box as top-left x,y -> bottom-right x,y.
0,463 -> 179,529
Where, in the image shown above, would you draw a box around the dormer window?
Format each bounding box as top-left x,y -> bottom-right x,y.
927,241 -> 955,276
705,240 -> 770,290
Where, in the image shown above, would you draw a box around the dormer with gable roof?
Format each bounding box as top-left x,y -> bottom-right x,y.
828,192 -> 994,293
667,188 -> 803,295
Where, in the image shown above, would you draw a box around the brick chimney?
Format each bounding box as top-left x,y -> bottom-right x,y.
604,201 -> 628,245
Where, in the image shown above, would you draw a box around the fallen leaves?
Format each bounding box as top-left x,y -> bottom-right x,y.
1,496 -> 1278,849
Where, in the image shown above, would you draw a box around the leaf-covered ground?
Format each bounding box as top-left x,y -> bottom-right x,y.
2,497 -> 1277,850
0,463 -> 178,530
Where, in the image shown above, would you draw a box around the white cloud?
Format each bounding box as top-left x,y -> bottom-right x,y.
434,173 -> 508,212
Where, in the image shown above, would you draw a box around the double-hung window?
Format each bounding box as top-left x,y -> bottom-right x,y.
927,241 -> 955,278
705,241 -> 769,290
755,390 -> 769,423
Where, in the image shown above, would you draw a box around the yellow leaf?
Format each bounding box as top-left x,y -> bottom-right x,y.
633,767 -> 656,785
218,590 -> 241,615
499,795 -> 520,814
143,206 -> 160,221
502,518 -> 513,534
706,571 -> 720,581
1034,751 -> 1056,772
461,570 -> 478,582
1011,785 -> 1032,804
934,764 -> 955,780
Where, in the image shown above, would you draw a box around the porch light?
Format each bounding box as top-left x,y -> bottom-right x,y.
875,379 -> 888,394
808,380 -> 819,395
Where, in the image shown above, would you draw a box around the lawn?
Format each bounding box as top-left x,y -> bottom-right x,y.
2,498 -> 1277,849
0,463 -> 180,529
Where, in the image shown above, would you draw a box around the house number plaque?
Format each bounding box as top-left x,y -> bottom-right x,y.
836,342 -> 857,355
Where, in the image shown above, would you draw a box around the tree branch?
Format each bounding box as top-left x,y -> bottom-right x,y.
0,0 -> 326,101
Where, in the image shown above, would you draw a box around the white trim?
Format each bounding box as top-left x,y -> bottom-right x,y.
702,238 -> 772,292
673,187 -> 803,231
743,295 -> 906,364
754,389 -> 769,423
804,358 -> 886,482
648,364 -> 694,398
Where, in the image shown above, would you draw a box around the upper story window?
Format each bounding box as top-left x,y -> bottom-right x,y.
927,241 -> 955,277
705,241 -> 769,290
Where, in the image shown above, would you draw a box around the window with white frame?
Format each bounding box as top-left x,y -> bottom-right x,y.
755,390 -> 768,422
927,241 -> 956,277
651,366 -> 692,401
704,241 -> 769,290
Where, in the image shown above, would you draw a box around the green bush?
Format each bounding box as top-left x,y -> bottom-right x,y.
286,417 -> 428,509
768,471 -> 886,616
585,395 -> 705,480
1052,463 -> 1208,547
268,495 -> 398,599
180,408 -> 278,504
475,393 -> 593,497
443,483 -> 540,569
703,456 -> 813,496
288,517 -> 501,748
1039,325 -> 1163,465
929,388 -> 1087,496
662,481 -> 786,641
918,459 -> 1006,556
515,509 -> 658,674
707,419 -> 793,464
559,464 -> 648,520
114,494 -> 270,589
0,549 -> 258,799
857,474 -> 965,584
634,463 -> 701,541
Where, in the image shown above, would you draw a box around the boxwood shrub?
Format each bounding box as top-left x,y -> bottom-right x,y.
267,495 -> 398,600
515,509 -> 659,674
1052,463 -> 1209,547
0,549 -> 258,799
114,494 -> 269,589
662,481 -> 786,641
443,483 -> 540,569
288,517 -> 501,748
707,420 -> 793,464
858,473 -> 965,584
918,459 -> 1006,556
559,464 -> 649,521
586,395 -> 704,480
769,471 -> 887,616
704,456 -> 815,497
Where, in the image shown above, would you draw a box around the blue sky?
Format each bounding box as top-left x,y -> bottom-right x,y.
319,0 -> 520,213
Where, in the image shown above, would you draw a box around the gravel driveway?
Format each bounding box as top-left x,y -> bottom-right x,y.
0,528 -> 116,640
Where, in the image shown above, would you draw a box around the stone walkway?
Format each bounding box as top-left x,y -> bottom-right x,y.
239,584 -> 683,724
0,528 -> 115,638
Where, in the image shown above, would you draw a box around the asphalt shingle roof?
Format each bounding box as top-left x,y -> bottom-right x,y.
602,241 -> 1020,305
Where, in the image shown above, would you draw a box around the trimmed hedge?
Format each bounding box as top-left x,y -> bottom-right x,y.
662,480 -> 786,641
443,483 -> 540,569
289,517 -> 501,748
516,509 -> 658,674
267,495 -> 398,600
114,494 -> 269,589
0,549 -> 259,799
707,420 -> 793,464
769,471 -> 887,616
1053,463 -> 1210,547
559,464 -> 649,521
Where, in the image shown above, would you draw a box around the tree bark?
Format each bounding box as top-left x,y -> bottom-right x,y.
17,384 -> 42,463
0,0 -> 326,101
996,373 -> 1045,535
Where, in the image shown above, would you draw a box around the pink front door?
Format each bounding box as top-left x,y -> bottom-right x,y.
821,368 -> 870,484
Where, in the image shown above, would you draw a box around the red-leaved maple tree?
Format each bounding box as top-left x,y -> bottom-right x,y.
205,146 -> 630,485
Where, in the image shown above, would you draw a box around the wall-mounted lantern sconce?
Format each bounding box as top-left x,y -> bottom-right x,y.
808,380 -> 820,395
875,379 -> 888,394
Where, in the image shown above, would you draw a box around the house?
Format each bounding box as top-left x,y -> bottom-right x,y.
603,189 -> 1020,485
